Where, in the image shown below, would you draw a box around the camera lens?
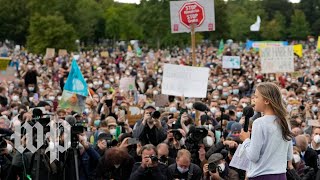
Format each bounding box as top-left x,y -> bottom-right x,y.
150,155 -> 158,163
151,111 -> 161,119
208,162 -> 217,173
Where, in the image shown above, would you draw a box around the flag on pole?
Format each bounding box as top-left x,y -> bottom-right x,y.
250,16 -> 261,32
59,59 -> 88,113
217,40 -> 224,56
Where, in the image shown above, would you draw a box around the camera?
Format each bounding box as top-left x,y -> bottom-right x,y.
188,127 -> 208,143
171,129 -> 182,141
71,123 -> 85,148
208,162 -> 222,173
103,133 -> 118,148
150,155 -> 159,163
151,111 -> 161,119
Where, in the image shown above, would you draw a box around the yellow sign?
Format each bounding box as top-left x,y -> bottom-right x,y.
0,57 -> 11,71
293,44 -> 303,58
317,36 -> 320,52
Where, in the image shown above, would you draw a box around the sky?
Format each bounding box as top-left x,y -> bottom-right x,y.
114,0 -> 301,5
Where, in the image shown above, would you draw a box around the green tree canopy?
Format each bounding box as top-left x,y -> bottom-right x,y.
27,14 -> 77,54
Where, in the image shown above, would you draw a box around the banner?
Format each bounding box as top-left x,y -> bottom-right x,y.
293,44 -> 303,58
0,57 -> 11,71
59,59 -> 88,113
162,64 -> 209,97
260,46 -> 294,73
120,77 -> 137,92
170,0 -> 215,33
246,41 -> 288,50
222,56 -> 241,69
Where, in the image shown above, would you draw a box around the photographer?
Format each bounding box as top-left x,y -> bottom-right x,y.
133,105 -> 167,146
130,144 -> 167,180
157,143 -> 175,166
0,138 -> 13,180
163,129 -> 186,159
167,149 -> 202,180
203,153 -> 239,180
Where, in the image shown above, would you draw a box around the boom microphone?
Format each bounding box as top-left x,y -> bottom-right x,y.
243,106 -> 254,132
193,102 -> 209,112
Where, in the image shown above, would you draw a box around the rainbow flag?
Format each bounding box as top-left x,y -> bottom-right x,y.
59,59 -> 88,113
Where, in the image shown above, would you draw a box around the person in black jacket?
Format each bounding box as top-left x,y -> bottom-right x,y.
295,135 -> 318,174
95,147 -> 134,180
130,144 -> 167,180
167,149 -> 202,180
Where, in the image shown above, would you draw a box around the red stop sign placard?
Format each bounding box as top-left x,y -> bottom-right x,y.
179,1 -> 205,29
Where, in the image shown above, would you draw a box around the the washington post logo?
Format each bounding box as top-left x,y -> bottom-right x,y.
14,120 -> 72,163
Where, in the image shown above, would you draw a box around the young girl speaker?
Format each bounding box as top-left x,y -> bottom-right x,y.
240,82 -> 293,180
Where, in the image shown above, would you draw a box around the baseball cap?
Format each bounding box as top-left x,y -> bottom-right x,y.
208,153 -> 224,164
231,122 -> 242,133
143,104 -> 156,110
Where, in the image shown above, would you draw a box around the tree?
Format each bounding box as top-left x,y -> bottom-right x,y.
289,10 -> 310,40
74,0 -> 104,42
0,0 -> 29,44
27,14 -> 77,54
261,19 -> 283,40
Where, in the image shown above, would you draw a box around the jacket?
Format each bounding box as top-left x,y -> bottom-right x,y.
167,163 -> 202,180
129,162 -> 168,180
132,119 -> 167,146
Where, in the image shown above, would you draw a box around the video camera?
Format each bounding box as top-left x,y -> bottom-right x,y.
187,127 -> 208,143
170,129 -> 182,141
70,123 -> 85,148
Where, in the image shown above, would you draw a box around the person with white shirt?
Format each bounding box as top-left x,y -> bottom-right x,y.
240,82 -> 293,180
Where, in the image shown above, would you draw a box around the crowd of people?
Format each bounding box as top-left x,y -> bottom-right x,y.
0,41 -> 320,180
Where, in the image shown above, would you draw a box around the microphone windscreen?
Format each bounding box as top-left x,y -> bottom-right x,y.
193,102 -> 209,112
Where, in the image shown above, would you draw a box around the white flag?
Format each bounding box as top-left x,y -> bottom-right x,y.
250,16 -> 261,32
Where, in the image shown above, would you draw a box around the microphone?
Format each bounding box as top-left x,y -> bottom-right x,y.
65,115 -> 76,126
243,106 -> 254,132
193,102 -> 209,112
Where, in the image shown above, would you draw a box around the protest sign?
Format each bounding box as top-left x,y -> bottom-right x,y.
222,56 -> 241,69
170,0 -> 215,33
120,77 -> 137,92
154,94 -> 169,107
0,57 -> 11,71
58,49 -> 68,57
0,67 -> 15,81
128,106 -> 142,126
45,48 -> 55,59
260,46 -> 294,73
317,36 -> 320,52
293,44 -> 303,58
162,64 -> 209,97
100,51 -> 109,58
